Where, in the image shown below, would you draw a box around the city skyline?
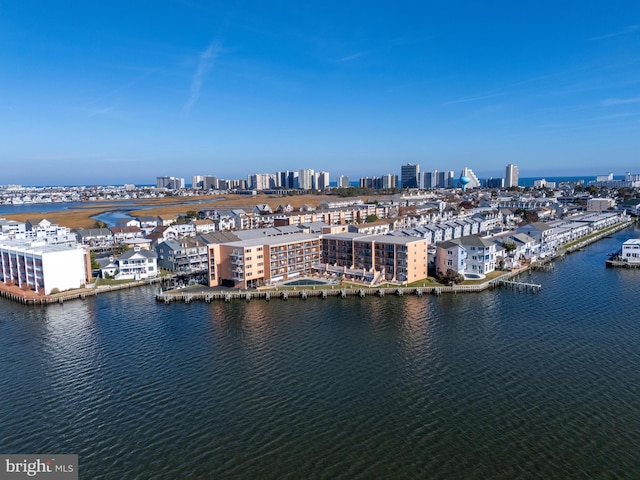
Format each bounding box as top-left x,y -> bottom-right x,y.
1,2 -> 640,185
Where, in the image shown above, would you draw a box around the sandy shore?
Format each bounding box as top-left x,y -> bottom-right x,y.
2,193 -> 387,230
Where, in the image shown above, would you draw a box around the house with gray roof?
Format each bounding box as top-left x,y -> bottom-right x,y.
156,237 -> 208,272
116,246 -> 158,280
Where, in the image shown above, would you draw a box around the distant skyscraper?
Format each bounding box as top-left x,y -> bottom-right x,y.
381,174 -> 398,189
299,169 -> 314,190
422,171 -> 438,189
337,175 -> 350,188
438,171 -> 454,189
401,163 -> 420,188
505,164 -> 519,188
288,171 -> 299,189
316,171 -> 330,190
204,175 -> 218,190
484,177 -> 504,189
156,176 -> 184,189
192,175 -> 205,189
248,173 -> 276,191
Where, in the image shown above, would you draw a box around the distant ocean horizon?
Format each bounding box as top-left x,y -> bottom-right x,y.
336,175 -> 624,189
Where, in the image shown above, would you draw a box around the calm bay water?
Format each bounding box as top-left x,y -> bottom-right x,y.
2,227 -> 640,479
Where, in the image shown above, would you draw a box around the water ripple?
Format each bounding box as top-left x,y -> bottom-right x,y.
2,227 -> 640,478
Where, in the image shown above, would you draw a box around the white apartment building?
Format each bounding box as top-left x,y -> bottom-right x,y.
299,169 -> 315,190
622,239 -> 640,264
587,198 -> 615,212
0,240 -> 89,294
505,164 -> 519,188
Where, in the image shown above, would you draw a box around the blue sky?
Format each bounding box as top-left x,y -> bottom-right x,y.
1,1 -> 639,186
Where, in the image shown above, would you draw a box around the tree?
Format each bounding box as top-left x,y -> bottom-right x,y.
437,268 -> 465,285
365,214 -> 378,223
94,220 -> 107,229
90,252 -> 100,270
502,242 -> 517,253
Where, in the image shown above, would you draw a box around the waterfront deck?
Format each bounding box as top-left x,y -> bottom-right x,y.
155,268 -> 544,303
0,275 -> 172,305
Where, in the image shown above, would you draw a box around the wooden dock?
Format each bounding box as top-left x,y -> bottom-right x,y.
0,276 -> 170,306
156,271 -> 545,304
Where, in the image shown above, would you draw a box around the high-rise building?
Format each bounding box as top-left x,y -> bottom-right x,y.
277,171 -> 289,188
299,169 -> 314,190
248,173 -> 276,191
156,176 -> 185,189
192,176 -> 205,189
484,177 -> 504,189
316,171 -> 330,190
288,171 -> 299,189
381,174 -> 398,189
401,163 -> 420,188
437,171 -> 454,189
505,164 -> 519,188
337,175 -> 350,188
204,176 -> 218,190
422,171 -> 438,189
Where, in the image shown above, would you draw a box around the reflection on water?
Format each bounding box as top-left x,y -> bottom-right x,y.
1,226 -> 640,478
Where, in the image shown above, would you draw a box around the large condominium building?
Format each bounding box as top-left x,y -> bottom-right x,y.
315,171 -> 330,190
401,163 -> 420,189
0,241 -> 90,294
505,164 -> 519,188
359,175 -> 398,190
192,175 -> 205,189
321,233 -> 428,284
248,173 -> 277,191
156,176 -> 185,189
337,175 -> 350,188
208,233 -> 322,289
299,169 -> 315,190
419,170 -> 455,189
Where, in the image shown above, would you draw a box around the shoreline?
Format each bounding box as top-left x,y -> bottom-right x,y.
1,220 -> 633,306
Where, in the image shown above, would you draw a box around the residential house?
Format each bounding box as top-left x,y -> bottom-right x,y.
434,240 -> 467,276
145,225 -> 178,247
516,222 -> 557,257
109,226 -> 143,243
171,223 -> 196,237
96,256 -> 118,278
76,228 -> 114,248
156,237 -> 209,272
348,220 -> 392,235
116,246 -> 158,280
252,204 -> 273,215
454,235 -> 497,275
156,214 -> 177,227
192,219 -> 216,234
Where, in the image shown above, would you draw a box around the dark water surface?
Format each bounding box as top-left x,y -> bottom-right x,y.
2,227 -> 640,479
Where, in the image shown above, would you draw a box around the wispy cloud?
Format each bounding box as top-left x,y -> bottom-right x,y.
443,92 -> 507,106
24,154 -> 105,162
589,24 -> 640,41
590,112 -> 640,120
600,96 -> 640,106
338,51 -> 368,62
182,41 -> 220,115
